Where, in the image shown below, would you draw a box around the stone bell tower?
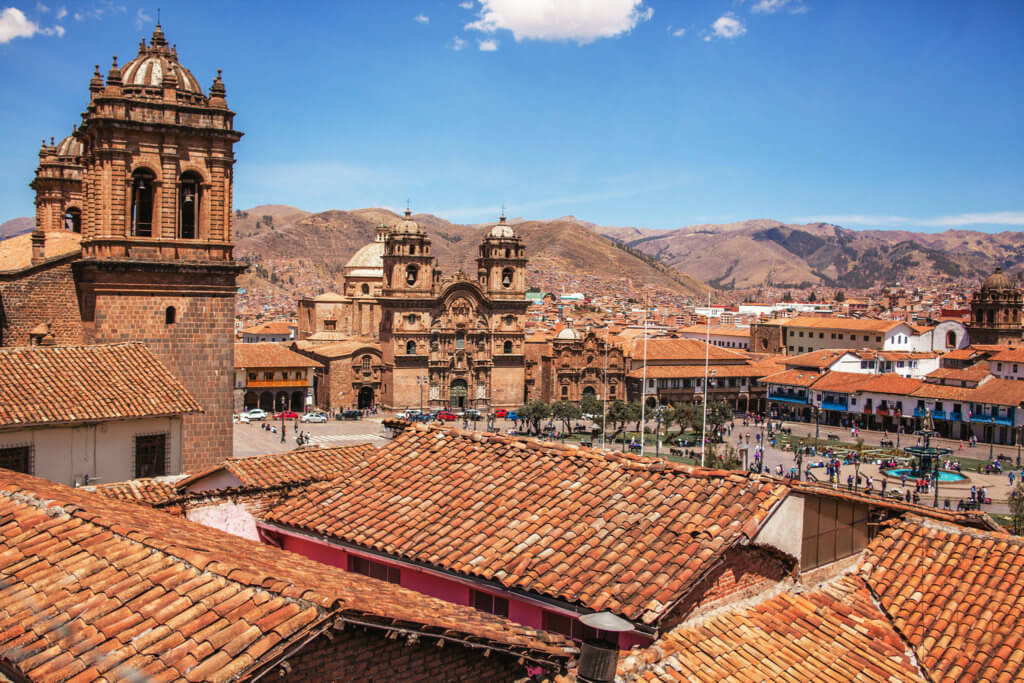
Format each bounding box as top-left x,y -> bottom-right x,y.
382,209 -> 437,297
477,213 -> 526,299
73,22 -> 245,470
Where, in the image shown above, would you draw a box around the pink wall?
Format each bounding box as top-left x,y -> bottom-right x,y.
261,523 -> 652,648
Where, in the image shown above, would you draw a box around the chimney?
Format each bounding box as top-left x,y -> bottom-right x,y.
576,612 -> 634,683
31,229 -> 45,265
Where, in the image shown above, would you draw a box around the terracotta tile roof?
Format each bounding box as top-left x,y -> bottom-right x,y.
0,343 -> 201,430
783,348 -> 848,369
675,325 -> 751,338
782,316 -> 904,332
926,362 -> 990,383
861,516 -> 1024,682
0,469 -> 574,680
92,476 -> 186,507
942,348 -> 980,361
804,370 -> 877,393
969,376 -> 1024,406
618,576 -> 925,682
989,347 -> 1024,363
177,444 -> 376,492
240,321 -> 294,335
910,382 -> 974,401
297,339 -> 379,359
626,338 -> 747,362
854,374 -> 923,396
233,342 -> 322,369
262,423 -> 789,626
759,368 -> 821,388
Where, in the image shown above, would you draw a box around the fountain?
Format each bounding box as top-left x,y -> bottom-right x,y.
885,409 -> 963,505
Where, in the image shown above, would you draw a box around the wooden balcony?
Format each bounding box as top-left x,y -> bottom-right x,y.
245,379 -> 309,388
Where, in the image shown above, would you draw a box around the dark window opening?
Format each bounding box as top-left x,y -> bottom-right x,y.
179,171 -> 202,239
504,340 -> 513,354
542,611 -> 603,642
471,590 -> 509,618
361,284 -> 370,295
165,306 -> 176,325
0,445 -> 32,474
406,264 -> 419,286
348,555 -> 400,584
406,340 -> 417,355
361,355 -> 371,371
131,169 -> 156,237
65,207 -> 81,233
455,330 -> 465,350
134,433 -> 167,478
505,248 -> 510,258
324,320 -> 336,331
502,267 -> 514,288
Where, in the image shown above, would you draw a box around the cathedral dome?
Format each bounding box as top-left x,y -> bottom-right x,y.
344,240 -> 384,278
981,267 -> 1014,292
555,327 -> 581,341
120,24 -> 203,95
55,134 -> 82,159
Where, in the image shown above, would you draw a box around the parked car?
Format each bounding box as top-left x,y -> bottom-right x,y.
494,409 -> 508,418
507,411 -> 518,421
300,411 -> 328,423
233,413 -> 250,424
275,410 -> 300,420
464,409 -> 482,420
244,409 -> 268,420
437,411 -> 458,422
337,409 -> 362,420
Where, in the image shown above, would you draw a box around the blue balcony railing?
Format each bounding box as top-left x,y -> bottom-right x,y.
932,410 -> 947,420
769,392 -> 808,405
950,412 -> 963,422
914,408 -> 926,418
822,400 -> 848,412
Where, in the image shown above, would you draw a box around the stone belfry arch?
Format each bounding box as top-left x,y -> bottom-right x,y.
73,22 -> 245,469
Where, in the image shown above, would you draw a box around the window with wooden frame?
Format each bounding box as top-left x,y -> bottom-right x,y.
470,589 -> 509,618
348,555 -> 400,584
0,445 -> 32,474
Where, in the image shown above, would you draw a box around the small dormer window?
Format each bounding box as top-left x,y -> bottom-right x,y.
406,265 -> 419,286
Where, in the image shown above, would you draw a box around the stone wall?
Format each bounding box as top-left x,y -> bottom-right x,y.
0,257 -> 85,347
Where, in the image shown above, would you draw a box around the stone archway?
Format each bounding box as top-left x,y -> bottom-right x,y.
583,386 -> 596,400
259,391 -> 274,412
244,391 -> 258,411
358,386 -> 374,410
450,379 -> 468,410
290,391 -> 304,411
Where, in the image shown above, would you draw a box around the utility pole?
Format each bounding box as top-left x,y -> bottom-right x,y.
601,343 -> 608,450
700,291 -> 711,468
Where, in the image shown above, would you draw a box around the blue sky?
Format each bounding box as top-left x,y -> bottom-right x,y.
2,0 -> 1023,232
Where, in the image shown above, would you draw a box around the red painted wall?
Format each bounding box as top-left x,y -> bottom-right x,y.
263,523 -> 652,649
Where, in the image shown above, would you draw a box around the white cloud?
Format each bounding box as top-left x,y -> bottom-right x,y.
752,0 -> 808,14
134,7 -> 151,30
709,13 -> 746,39
72,11 -> 83,20
793,212 -> 1024,229
671,26 -> 685,37
478,38 -> 498,51
55,5 -> 65,18
414,13 -> 429,24
0,7 -> 63,42
35,2 -> 49,12
465,0 -> 653,45
451,35 -> 466,50
459,1 -> 474,8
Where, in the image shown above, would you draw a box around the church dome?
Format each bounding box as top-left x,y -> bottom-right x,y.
981,267 -> 1014,292
555,327 -> 581,341
344,240 -> 384,278
486,214 -> 517,239
55,134 -> 82,159
120,24 -> 203,95
392,208 -> 423,234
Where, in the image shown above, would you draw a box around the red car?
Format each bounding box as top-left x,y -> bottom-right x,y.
494,409 -> 508,418
437,411 -> 458,421
274,411 -> 299,419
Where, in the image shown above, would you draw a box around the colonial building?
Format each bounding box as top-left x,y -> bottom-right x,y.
0,23 -> 243,471
523,327 -> 627,404
297,212 -> 529,411
234,342 -> 321,413
968,266 -> 1024,345
293,338 -> 384,413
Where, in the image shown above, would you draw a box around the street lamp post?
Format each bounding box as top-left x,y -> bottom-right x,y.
654,405 -> 664,458
279,395 -> 286,443
417,375 -> 427,413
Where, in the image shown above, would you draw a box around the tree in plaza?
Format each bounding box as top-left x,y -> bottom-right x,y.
518,400 -> 550,435
666,402 -> 698,440
835,289 -> 846,302
1010,482 -> 1024,535
551,400 -> 581,438
707,400 -> 734,440
579,394 -> 602,421
626,401 -> 643,436
606,401 -> 629,439
704,442 -> 742,470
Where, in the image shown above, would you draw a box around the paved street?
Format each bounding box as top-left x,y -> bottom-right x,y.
233,417 -> 390,458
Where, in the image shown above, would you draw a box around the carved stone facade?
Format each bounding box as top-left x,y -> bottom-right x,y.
298,213 -> 528,411
1,23 -> 242,472
525,328 -> 626,404
969,267 -> 1024,345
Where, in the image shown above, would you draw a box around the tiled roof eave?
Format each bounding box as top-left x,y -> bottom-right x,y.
0,407 -> 201,431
